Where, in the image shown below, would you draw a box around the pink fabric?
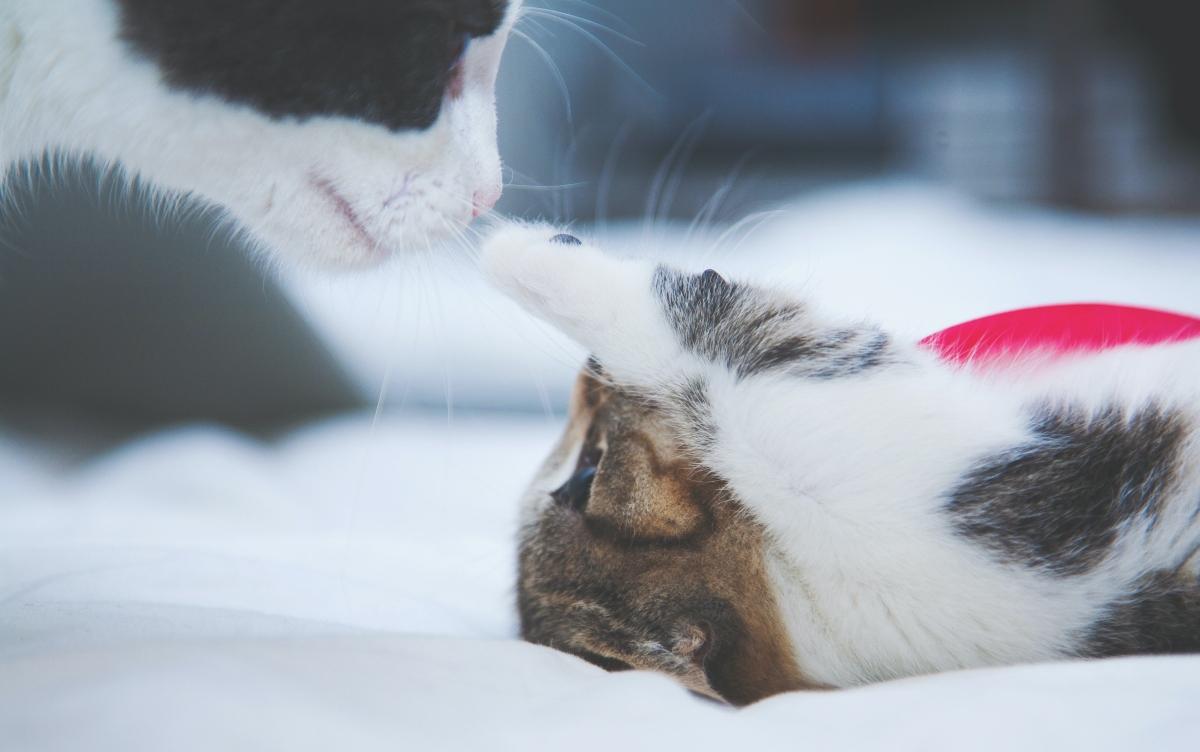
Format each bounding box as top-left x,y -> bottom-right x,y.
920,304 -> 1200,365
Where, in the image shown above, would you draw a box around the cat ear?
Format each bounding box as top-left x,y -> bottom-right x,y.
585,426 -> 711,542
672,622 -> 714,665
664,622 -> 723,701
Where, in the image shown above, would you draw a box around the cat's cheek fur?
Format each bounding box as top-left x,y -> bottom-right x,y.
0,0 -> 518,268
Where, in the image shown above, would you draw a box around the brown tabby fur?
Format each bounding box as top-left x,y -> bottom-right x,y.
517,372 -> 812,705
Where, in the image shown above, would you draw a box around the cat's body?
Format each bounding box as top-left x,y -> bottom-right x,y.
0,0 -> 518,267
484,225 -> 1200,704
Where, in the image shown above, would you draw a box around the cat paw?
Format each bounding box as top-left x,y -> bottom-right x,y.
481,223 -> 676,370
480,223 -> 591,314
482,223 -> 632,330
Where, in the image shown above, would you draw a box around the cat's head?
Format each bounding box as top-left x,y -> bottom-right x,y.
0,0 -> 519,267
516,368 -> 807,705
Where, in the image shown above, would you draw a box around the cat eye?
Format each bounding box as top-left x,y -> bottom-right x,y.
551,445 -> 602,512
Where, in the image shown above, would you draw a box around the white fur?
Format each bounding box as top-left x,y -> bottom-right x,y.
484,224 -> 1200,688
0,0 -> 520,268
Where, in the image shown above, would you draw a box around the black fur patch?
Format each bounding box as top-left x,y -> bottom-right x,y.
652,266 -> 892,380
1084,569 -> 1200,655
669,377 -> 718,453
948,403 -> 1186,576
117,0 -> 507,131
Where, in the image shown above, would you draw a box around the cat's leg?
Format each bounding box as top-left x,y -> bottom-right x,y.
482,224 -> 1026,547
482,224 -> 690,383
485,226 -> 1200,676
483,224 -> 893,383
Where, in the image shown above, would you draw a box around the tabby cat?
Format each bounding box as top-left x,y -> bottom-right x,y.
484,224 -> 1200,705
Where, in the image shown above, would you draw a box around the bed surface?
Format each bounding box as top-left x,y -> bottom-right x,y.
4,184 -> 1200,750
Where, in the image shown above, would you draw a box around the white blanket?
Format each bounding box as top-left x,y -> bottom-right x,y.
4,184 -> 1200,750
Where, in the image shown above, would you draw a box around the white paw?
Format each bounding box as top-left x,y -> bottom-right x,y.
482,223 -> 625,333
481,223 -> 583,313
480,223 -> 677,373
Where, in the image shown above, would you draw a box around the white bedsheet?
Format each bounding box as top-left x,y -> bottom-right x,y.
4,416 -> 1200,751
4,184 -> 1200,750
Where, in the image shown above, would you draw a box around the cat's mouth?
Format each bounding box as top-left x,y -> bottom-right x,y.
308,173 -> 389,261
305,171 -> 488,262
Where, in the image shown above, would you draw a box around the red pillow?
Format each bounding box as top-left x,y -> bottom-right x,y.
920,304 -> 1200,366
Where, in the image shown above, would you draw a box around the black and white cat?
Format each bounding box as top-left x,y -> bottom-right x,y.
0,0 -> 519,267
485,224 -> 1200,705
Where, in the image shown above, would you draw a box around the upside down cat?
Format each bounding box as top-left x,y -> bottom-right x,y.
484,224 -> 1200,705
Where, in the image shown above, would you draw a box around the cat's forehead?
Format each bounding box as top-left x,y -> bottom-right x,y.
117,0 -> 513,131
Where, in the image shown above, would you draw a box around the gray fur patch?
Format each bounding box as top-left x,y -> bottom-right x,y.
669,377 -> 717,453
652,267 -> 892,380
1083,569 -> 1200,655
948,403 -> 1187,576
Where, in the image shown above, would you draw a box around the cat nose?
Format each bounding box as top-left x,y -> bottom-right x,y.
472,187 -> 501,218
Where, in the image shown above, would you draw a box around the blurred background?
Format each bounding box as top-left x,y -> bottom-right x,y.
497,0 -> 1200,221
2,0 -> 1200,434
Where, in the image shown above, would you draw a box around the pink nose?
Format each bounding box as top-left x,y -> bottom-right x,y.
471,186 -> 501,218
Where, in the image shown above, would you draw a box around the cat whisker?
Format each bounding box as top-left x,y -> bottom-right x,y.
659,113 -> 711,226
502,165 -> 541,187
686,152 -> 754,243
522,6 -> 645,49
499,165 -> 563,219
537,0 -> 638,37
504,182 -> 588,192
447,219 -> 484,256
520,8 -> 658,99
502,163 -> 588,193
510,28 -> 574,124
554,129 -> 583,221
728,0 -> 768,34
596,120 -> 634,238
708,208 -> 787,256
643,115 -> 710,241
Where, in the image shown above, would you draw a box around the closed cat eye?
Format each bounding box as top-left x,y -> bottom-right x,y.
574,650 -> 631,673
550,446 -> 602,512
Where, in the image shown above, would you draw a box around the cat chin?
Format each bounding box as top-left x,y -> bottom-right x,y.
0,0 -> 516,268
214,93 -> 505,269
